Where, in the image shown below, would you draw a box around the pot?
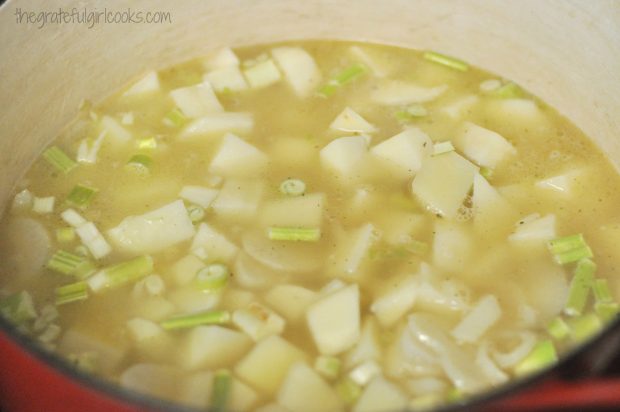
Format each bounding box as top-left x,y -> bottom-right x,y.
1,0 -> 620,411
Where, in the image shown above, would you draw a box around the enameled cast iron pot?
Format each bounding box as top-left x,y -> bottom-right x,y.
1,0 -> 620,411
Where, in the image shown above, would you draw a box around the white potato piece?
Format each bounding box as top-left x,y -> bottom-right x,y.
277,363 -> 342,412
265,284 -> 317,322
179,186 -> 218,208
179,325 -> 251,370
271,46 -> 322,97
451,295 -> 502,343
371,80 -> 447,105
441,95 -> 479,119
232,303 -> 286,341
208,133 -> 268,177
433,220 -> 473,273
233,252 -> 285,290
204,66 -> 248,93
244,59 -> 282,89
472,173 -> 518,239
411,151 -> 479,218
100,115 -> 132,143
58,329 -> 127,375
168,288 -> 221,313
353,377 -> 408,412
190,222 -> 238,263
345,318 -> 382,369
229,377 -> 260,412
508,214 -> 556,243
329,107 -> 376,134
370,128 -> 432,177
203,47 -> 239,70
120,364 -> 184,400
320,136 -> 368,178
259,193 -> 325,228
108,200 -> 195,255
306,284 -> 360,355
371,274 -> 417,327
210,178 -> 265,222
332,223 -> 377,278
234,335 -> 306,395
454,122 -> 516,168
180,113 -> 254,139
0,217 -> 51,280
123,71 -> 160,96
170,82 -> 223,118
242,230 -> 324,273
168,254 -> 205,286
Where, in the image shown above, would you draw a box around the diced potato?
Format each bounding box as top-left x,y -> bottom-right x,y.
179,325 -> 251,370
168,254 -> 205,286
349,46 -> 391,78
518,260 -> 568,323
190,222 -> 238,263
345,318 -> 382,368
371,274 -> 417,327
123,71 -> 160,96
329,107 -> 376,134
271,47 -> 322,97
371,80 -> 447,105
203,47 -> 239,70
232,303 -> 286,341
451,295 -> 501,343
208,133 -> 268,177
320,136 -> 368,178
179,185 -> 219,208
433,220 -> 473,273
454,122 -> 516,169
411,151 -> 478,218
265,284 -> 317,322
180,113 -> 254,139
131,296 -> 176,322
168,288 -> 221,313
373,211 -> 426,245
441,95 -> 479,119
120,364 -> 184,400
332,223 -> 377,278
0,217 -> 51,280
100,115 -> 132,143
126,318 -> 173,361
508,214 -> 556,243
179,372 -> 213,408
535,169 -> 584,194
235,335 -> 306,395
259,193 -> 325,228
277,362 -> 343,412
370,128 -> 432,177
307,284 -> 360,355
170,82 -> 223,118
353,377 -> 408,412
204,66 -> 248,93
58,329 -> 127,375
233,252 -> 284,290
472,173 -> 517,239
244,59 -> 282,89
483,98 -> 547,130
210,178 -> 265,222
108,200 -> 196,255
242,230 -> 324,273
229,377 -> 260,412
221,288 -> 257,311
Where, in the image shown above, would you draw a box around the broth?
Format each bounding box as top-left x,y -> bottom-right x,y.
1,41 -> 619,411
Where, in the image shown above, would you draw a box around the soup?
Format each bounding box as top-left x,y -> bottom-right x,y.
1,41 -> 619,411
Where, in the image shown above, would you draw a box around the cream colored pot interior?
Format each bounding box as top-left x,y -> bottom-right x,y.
1,0 -> 619,212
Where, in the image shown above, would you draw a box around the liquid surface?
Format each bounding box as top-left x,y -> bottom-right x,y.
1,41 -> 620,411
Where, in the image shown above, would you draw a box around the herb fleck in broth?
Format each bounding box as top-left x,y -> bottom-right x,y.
1,41 -> 620,411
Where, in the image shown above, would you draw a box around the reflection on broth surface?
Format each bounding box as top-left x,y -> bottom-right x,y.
1,41 -> 620,411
